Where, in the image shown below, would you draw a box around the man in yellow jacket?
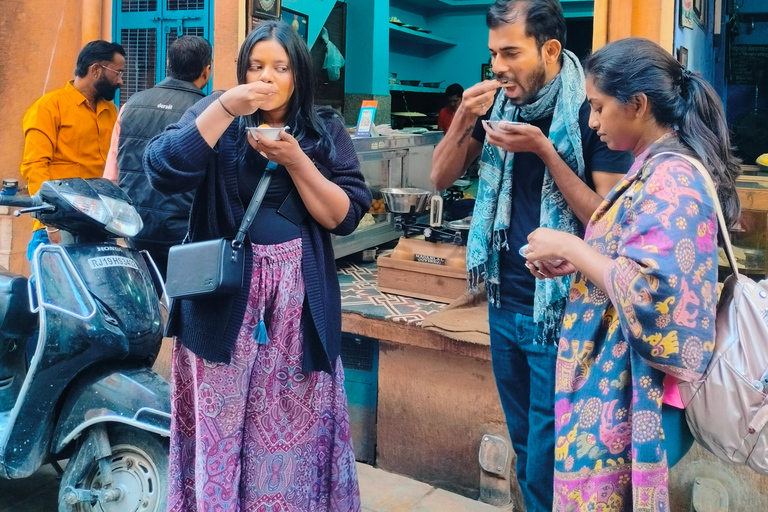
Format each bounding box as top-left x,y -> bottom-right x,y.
21,40 -> 125,259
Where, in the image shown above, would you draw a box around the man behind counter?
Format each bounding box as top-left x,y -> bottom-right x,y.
437,83 -> 464,132
431,1 -> 633,510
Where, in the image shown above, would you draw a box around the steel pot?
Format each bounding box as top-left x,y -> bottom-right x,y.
380,187 -> 431,214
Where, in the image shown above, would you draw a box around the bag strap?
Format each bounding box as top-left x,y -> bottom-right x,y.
232,160 -> 279,250
656,152 -> 739,276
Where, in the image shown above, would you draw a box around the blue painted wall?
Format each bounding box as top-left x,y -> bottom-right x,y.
389,1 -> 594,93
284,0 -> 339,49
345,0 -> 389,95
390,6 -> 489,90
673,0 -> 715,83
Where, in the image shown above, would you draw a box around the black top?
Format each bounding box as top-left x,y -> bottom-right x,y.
238,146 -> 301,244
144,92 -> 371,373
472,101 -> 634,316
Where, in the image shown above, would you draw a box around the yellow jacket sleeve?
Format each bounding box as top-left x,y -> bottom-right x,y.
20,101 -> 58,196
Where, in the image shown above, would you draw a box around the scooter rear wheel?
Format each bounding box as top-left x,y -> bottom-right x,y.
59,424 -> 168,512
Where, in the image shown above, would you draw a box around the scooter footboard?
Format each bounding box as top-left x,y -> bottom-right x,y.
52,365 -> 170,454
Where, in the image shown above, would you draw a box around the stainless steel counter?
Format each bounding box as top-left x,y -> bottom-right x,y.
332,132 -> 444,259
350,132 -> 444,153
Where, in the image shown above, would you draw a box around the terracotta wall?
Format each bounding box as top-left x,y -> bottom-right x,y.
212,0 -> 244,91
0,0 -> 243,275
0,0 -> 86,274
593,0 -> 675,52
375,342 -> 524,508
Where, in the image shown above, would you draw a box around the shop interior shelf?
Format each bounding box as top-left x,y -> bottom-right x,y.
389,24 -> 456,47
389,84 -> 445,93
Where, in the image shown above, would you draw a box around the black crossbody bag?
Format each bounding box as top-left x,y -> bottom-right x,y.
164,161 -> 278,300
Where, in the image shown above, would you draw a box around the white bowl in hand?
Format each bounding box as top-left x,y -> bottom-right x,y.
483,120 -> 529,131
518,243 -> 563,268
246,126 -> 290,141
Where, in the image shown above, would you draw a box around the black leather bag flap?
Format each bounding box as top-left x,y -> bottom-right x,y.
165,238 -> 244,299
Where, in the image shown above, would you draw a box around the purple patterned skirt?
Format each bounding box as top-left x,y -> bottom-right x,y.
167,239 -> 360,512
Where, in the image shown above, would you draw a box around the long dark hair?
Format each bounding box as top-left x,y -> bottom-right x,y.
584,38 -> 741,228
236,20 -> 335,157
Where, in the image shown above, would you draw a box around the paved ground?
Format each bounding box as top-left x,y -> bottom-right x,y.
0,463 -> 60,512
357,463 -> 502,512
0,462 -> 502,512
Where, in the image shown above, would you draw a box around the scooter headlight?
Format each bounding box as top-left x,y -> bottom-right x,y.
59,192 -> 144,237
60,192 -> 112,225
99,194 -> 144,237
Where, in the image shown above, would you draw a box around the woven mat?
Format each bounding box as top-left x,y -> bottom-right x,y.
337,261 -> 444,325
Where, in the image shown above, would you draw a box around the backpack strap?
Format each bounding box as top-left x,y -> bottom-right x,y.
656,152 -> 739,278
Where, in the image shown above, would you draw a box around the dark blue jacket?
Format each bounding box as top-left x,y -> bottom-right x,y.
143,93 -> 370,373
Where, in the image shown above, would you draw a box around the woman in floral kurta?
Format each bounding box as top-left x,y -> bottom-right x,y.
524,38 -> 741,512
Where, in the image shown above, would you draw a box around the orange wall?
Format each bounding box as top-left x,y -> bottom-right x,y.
0,0 -> 242,274
593,0 -> 675,52
0,0 -> 85,273
212,0 -> 244,90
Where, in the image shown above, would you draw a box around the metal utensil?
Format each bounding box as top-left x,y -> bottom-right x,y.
380,187 -> 431,214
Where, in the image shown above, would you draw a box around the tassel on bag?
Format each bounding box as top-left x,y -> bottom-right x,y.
253,310 -> 269,345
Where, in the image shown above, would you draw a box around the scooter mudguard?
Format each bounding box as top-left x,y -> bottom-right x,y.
52,365 -> 170,454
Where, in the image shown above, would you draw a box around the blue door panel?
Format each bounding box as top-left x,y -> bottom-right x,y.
113,0 -> 212,106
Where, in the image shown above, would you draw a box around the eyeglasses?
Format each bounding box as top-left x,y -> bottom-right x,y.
100,65 -> 125,80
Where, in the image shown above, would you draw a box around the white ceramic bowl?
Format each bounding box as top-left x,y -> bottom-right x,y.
483,120 -> 528,131
246,126 -> 289,141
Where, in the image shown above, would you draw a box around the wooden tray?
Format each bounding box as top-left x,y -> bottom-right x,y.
376,238 -> 467,303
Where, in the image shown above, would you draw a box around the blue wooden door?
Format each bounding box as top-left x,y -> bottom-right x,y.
113,0 -> 212,107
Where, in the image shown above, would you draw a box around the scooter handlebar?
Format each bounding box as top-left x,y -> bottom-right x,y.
0,193 -> 41,208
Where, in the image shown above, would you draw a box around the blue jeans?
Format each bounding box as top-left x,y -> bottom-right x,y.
26,229 -> 49,261
489,307 -> 557,512
662,403 -> 695,467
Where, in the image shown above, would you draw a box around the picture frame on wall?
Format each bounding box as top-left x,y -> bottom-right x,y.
677,46 -> 689,69
680,0 -> 694,29
251,0 -> 281,20
692,0 -> 706,27
251,15 -> 266,33
281,8 -> 308,42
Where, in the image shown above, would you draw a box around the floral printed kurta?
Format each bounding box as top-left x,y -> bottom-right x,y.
553,151 -> 718,512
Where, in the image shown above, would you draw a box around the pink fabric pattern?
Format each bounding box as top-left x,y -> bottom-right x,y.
167,239 -> 360,512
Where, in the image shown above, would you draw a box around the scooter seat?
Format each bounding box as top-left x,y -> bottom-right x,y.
0,269 -> 37,348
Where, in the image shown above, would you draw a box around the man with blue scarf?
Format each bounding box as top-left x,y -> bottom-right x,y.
431,1 -> 632,510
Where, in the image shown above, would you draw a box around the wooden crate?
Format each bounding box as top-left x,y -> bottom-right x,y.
376,239 -> 468,303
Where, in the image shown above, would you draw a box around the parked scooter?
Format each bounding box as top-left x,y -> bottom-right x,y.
0,177 -> 169,511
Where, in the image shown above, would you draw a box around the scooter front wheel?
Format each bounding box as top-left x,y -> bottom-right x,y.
59,424 -> 168,512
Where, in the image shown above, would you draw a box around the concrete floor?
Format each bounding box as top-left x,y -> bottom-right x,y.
0,463 -> 60,512
0,462 -> 501,512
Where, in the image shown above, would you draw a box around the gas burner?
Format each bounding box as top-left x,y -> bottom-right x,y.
394,214 -> 466,246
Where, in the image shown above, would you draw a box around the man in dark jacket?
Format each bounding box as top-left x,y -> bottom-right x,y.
104,35 -> 212,279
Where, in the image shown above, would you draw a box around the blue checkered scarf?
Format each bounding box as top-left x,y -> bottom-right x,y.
467,50 -> 586,345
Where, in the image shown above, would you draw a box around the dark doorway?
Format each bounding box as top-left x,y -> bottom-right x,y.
565,17 -> 594,62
